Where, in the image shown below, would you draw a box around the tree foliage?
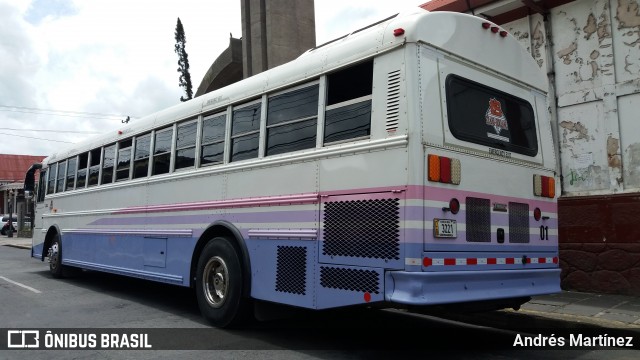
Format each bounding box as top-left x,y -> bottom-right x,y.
174,17 -> 193,102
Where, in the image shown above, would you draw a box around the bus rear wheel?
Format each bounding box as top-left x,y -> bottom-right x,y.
196,237 -> 249,327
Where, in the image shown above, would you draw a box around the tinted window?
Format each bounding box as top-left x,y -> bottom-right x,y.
175,121 -> 197,170
116,139 -> 132,181
76,153 -> 88,188
201,113 -> 226,166
56,161 -> 66,193
324,100 -> 372,143
231,102 -> 261,162
266,85 -> 318,156
65,157 -> 77,191
445,75 -> 538,156
324,61 -> 373,144
133,134 -> 151,179
47,163 -> 57,194
153,127 -> 172,175
88,148 -> 101,186
102,144 -> 116,184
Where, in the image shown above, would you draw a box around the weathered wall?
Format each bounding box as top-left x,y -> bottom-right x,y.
503,0 -> 640,295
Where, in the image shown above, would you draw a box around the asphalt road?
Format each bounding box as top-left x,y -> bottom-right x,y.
0,246 -> 637,359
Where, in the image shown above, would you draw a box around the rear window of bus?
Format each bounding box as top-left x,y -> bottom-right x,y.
445,75 -> 538,157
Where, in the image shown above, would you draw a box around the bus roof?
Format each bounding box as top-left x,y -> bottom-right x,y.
44,9 -> 546,165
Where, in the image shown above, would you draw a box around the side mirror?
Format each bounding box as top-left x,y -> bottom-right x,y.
24,163 -> 42,192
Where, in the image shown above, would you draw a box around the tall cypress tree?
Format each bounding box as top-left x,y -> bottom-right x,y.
174,17 -> 193,102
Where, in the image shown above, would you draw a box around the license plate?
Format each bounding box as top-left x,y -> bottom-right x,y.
434,219 -> 457,238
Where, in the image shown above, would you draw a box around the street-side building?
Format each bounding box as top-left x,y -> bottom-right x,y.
0,154 -> 45,235
422,0 -> 640,295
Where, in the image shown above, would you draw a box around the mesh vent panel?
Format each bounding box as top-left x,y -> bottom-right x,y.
320,266 -> 380,294
509,202 -> 530,243
275,246 -> 307,295
323,198 -> 400,259
466,197 -> 491,242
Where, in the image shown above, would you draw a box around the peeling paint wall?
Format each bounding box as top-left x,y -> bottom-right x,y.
505,0 -> 640,196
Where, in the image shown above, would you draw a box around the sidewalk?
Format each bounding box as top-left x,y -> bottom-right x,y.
2,235 -> 639,328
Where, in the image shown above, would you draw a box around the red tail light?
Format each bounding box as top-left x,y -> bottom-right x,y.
533,175 -> 555,198
428,154 -> 461,185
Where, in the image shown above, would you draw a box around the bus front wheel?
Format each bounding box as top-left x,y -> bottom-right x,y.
48,234 -> 64,278
196,237 -> 248,327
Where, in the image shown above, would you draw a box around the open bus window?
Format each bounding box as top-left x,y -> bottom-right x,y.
47,163 -> 57,194
56,161 -> 66,193
102,144 -> 116,184
153,127 -> 172,175
445,75 -> 538,157
231,101 -> 261,162
324,60 -> 373,144
201,113 -> 225,166
133,134 -> 151,179
76,152 -> 88,188
266,84 -> 318,156
88,148 -> 101,186
65,157 -> 77,191
175,120 -> 197,170
116,139 -> 132,181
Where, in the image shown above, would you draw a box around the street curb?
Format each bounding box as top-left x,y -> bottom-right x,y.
513,308 -> 640,330
1,244 -> 31,250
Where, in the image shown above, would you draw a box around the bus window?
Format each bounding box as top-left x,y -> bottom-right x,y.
102,144 -> 116,184
56,161 -> 66,193
37,169 -> 46,202
65,157 -> 77,191
324,60 -> 373,144
133,134 -> 151,179
175,120 -> 197,170
47,163 -> 57,195
116,139 -> 132,181
266,84 -> 318,156
76,153 -> 88,188
88,148 -> 101,186
445,75 -> 538,157
152,127 -> 172,175
231,101 -> 261,162
201,113 -> 225,166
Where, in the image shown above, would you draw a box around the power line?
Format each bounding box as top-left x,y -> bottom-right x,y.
0,127 -> 102,134
0,132 -> 75,144
0,104 -> 131,118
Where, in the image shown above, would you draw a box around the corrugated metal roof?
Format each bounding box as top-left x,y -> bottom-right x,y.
0,154 -> 46,183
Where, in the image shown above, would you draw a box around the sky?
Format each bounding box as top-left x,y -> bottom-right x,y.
0,0 -> 424,157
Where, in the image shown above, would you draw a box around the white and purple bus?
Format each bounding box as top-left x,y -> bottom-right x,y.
25,9 -> 560,327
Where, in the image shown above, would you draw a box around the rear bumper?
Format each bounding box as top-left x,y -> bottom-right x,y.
386,268 -> 561,305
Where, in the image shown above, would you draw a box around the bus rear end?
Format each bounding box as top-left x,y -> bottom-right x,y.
390,12 -> 560,310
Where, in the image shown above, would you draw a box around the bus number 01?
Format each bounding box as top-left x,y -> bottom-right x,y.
539,226 -> 549,240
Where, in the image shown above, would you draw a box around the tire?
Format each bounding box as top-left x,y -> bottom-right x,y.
48,234 -> 65,278
195,237 -> 250,327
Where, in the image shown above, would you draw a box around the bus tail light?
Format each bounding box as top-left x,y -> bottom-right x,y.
428,155 -> 461,185
533,175 -> 555,198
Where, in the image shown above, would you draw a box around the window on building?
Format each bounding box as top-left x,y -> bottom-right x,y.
200,113 -> 226,166
324,60 -> 373,144
116,139 -> 132,181
175,120 -> 197,170
133,134 -> 151,179
266,84 -> 318,156
88,148 -> 101,186
102,144 -> 116,184
65,157 -> 77,191
152,127 -> 172,175
231,101 -> 261,162
76,153 -> 88,188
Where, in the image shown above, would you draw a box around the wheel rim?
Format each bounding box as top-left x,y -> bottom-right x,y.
49,242 -> 59,271
202,256 -> 229,308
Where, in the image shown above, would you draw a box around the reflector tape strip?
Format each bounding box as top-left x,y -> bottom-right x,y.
423,256 -> 558,267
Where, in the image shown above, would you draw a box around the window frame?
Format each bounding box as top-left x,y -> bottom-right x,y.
174,118 -> 198,171
152,126 -> 173,175
230,99 -> 262,162
200,111 -> 227,167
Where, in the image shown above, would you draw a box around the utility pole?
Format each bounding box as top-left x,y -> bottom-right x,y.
7,190 -> 13,238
